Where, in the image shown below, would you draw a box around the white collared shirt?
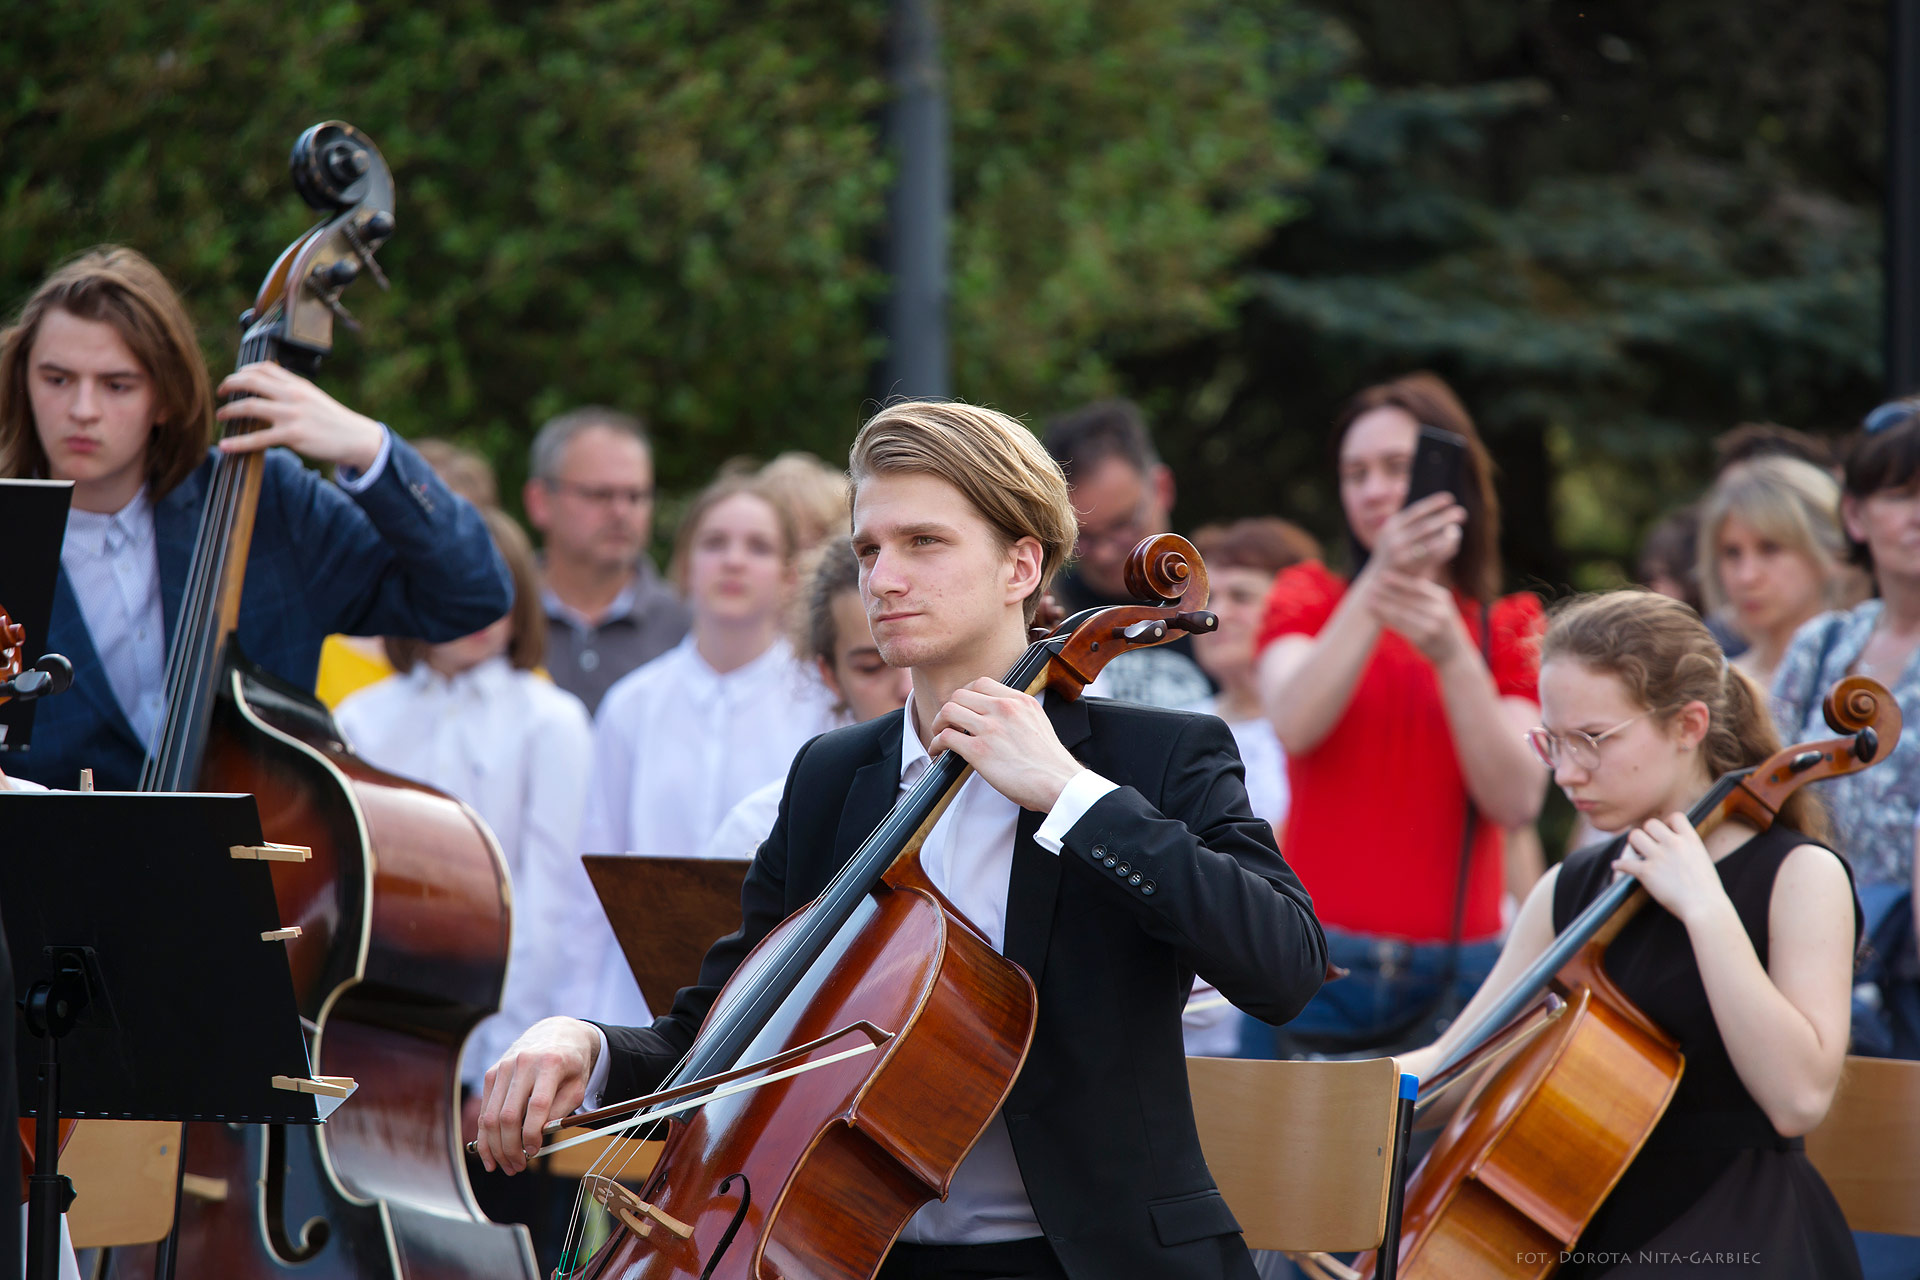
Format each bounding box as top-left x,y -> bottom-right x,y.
560,636 -> 839,1027
334,655 -> 594,1088
894,705 -> 1113,1245
61,487 -> 167,749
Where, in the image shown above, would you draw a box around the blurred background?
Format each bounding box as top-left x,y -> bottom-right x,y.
0,0 -> 1891,587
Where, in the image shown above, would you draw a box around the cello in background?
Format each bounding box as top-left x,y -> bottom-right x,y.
1365,676 -> 1900,1279
103,124 -> 537,1280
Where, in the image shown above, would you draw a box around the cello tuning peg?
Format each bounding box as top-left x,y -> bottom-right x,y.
1171,611 -> 1218,635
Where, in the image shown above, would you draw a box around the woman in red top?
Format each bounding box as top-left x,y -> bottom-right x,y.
1246,372 -> 1547,1056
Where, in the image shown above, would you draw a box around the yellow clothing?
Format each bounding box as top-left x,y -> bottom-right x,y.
314,635 -> 393,709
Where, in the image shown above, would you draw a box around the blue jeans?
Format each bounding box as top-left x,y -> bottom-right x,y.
1240,926 -> 1502,1059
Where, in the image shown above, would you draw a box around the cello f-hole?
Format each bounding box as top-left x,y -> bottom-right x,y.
699,1173 -> 752,1280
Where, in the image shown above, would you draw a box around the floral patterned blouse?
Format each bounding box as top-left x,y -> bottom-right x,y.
1770,601 -> 1920,890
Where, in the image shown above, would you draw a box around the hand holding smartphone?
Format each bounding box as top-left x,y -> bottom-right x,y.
1403,425 -> 1470,509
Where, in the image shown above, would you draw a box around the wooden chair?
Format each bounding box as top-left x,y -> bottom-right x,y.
1806,1054 -> 1920,1236
1189,1055 -> 1417,1279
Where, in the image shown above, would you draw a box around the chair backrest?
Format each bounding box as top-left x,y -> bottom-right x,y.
1805,1054 -> 1920,1236
1188,1055 -> 1402,1252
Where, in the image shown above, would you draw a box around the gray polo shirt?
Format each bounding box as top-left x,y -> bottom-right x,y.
541,561 -> 691,714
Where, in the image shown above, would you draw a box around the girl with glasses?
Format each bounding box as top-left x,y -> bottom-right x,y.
1405,590 -> 1862,1279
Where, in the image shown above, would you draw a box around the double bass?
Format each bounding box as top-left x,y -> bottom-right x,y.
104,124 -> 537,1279
536,537 -> 1219,1279
1363,675 -> 1901,1279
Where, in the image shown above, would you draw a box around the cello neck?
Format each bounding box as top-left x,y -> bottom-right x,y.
138,327 -> 281,794
1430,769 -> 1749,1080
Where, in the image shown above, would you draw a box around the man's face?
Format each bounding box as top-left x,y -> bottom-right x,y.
851,471 -> 1038,672
28,309 -> 157,512
526,425 -> 654,572
1068,455 -> 1171,599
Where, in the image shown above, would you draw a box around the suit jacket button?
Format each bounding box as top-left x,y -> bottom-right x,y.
1091,844 -> 1106,858
1128,872 -> 1143,886
1141,881 -> 1157,895
1103,856 -> 1118,867
1115,862 -> 1131,876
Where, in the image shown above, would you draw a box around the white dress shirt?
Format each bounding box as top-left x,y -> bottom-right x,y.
60,488 -> 167,749
561,636 -> 839,1027
53,437 -> 394,750
335,654 -> 593,1089
580,698 -> 1117,1246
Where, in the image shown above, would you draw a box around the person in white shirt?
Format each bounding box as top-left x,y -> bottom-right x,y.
333,508 -> 592,1113
557,472 -> 838,1027
472,400 -> 1326,1280
700,539 -> 912,859
1179,516 -> 1319,1056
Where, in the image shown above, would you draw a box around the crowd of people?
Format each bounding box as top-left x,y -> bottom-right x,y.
6,243 -> 1920,1280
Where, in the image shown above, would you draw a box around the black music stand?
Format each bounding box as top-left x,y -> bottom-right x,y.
2,791 -> 339,1280
0,477 -> 73,753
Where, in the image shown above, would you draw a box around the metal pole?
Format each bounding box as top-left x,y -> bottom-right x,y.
883,0 -> 950,400
1889,0 -> 1920,395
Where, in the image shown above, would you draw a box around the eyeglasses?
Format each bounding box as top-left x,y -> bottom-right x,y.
544,478 -> 654,508
1523,711 -> 1650,771
1864,397 -> 1920,436
1074,499 -> 1155,559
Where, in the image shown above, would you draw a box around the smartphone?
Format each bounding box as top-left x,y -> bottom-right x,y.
1403,425 -> 1470,508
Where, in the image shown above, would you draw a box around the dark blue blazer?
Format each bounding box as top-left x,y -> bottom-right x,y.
16,434 -> 512,790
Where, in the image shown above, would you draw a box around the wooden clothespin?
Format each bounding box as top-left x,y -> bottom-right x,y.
231,842 -> 312,863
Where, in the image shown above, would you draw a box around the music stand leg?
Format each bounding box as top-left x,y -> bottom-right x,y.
23,970 -> 82,1280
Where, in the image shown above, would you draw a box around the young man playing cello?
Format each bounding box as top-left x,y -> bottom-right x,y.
475,400 -> 1327,1280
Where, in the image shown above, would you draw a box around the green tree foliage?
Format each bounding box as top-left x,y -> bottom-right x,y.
0,0 -> 1332,504
1129,1 -> 1885,590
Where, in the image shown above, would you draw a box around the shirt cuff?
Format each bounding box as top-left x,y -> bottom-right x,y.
334,425 -> 394,494
580,1024 -> 612,1112
1033,769 -> 1118,856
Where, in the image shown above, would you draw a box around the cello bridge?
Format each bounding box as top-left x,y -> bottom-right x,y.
586,1174 -> 693,1240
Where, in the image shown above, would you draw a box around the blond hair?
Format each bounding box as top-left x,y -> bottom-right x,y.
1696,456 -> 1845,617
0,246 -> 214,497
758,451 -> 849,552
849,401 -> 1077,624
1541,591 -> 1827,839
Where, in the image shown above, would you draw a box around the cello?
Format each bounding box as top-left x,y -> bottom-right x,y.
1362,675 -> 1901,1279
102,123 -> 537,1279
527,536 -> 1218,1280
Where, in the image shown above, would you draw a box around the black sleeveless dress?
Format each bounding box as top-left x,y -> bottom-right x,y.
1551,824 -> 1862,1280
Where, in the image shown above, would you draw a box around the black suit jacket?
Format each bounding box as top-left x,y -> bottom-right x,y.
600,694 -> 1327,1280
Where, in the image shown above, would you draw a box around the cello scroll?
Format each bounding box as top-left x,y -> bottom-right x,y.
1721,674 -> 1901,830
1045,534 -> 1218,696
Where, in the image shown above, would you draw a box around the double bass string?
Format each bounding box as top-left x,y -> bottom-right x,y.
142,327 -> 270,791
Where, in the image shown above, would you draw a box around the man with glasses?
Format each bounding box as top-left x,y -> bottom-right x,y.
1043,399 -> 1214,708
523,407 -> 689,713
